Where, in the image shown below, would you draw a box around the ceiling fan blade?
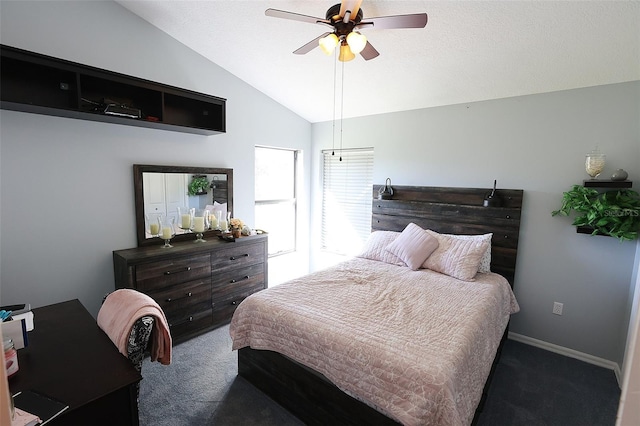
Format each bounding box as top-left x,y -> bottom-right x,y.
293,32 -> 332,55
339,0 -> 363,22
357,13 -> 428,30
360,41 -> 380,61
265,8 -> 330,25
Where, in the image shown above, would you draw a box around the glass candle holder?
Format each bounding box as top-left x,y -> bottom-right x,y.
220,211 -> 230,232
191,209 -> 209,243
214,210 -> 223,231
208,210 -> 218,230
585,147 -> 606,179
160,217 -> 176,248
177,207 -> 195,233
145,213 -> 163,238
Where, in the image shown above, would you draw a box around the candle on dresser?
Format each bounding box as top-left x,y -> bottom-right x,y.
181,214 -> 191,228
193,217 -> 205,233
161,227 -> 172,239
149,223 -> 160,235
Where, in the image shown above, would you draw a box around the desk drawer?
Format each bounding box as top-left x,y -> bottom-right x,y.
210,242 -> 265,271
135,253 -> 211,291
147,278 -> 211,319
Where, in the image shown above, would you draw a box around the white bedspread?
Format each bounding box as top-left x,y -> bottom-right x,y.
230,257 -> 519,426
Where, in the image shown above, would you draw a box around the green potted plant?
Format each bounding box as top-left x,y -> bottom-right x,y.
188,175 -> 210,196
551,185 -> 640,241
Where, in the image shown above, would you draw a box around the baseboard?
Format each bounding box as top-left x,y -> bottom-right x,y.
508,332 -> 622,387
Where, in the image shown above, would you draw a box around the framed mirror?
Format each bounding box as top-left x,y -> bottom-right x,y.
133,164 -> 233,246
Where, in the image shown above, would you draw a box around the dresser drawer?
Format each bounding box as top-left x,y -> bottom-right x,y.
147,278 -> 211,320
212,263 -> 265,296
210,242 -> 265,271
167,308 -> 213,339
135,253 -> 211,291
212,279 -> 265,326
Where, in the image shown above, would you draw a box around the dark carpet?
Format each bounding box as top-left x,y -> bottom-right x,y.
139,325 -> 620,425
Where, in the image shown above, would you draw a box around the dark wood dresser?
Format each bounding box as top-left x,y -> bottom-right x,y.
113,234 -> 267,343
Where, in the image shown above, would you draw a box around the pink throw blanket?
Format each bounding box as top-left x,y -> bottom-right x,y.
97,289 -> 172,365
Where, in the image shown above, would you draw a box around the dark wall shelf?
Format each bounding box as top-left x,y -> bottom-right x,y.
576,226 -> 602,235
1,44 -> 225,136
583,179 -> 632,188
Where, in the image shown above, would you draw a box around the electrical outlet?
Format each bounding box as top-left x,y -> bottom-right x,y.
553,302 -> 563,315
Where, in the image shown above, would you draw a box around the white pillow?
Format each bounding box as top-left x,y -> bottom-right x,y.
440,233 -> 492,273
385,223 -> 440,271
422,230 -> 491,281
356,231 -> 405,266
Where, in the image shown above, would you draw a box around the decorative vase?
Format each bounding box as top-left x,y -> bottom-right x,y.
232,228 -> 242,238
611,169 -> 628,181
585,147 -> 606,179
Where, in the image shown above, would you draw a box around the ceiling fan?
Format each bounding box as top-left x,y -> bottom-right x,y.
265,0 -> 428,62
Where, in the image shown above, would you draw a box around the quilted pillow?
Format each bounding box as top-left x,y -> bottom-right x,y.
440,233 -> 493,273
356,231 -> 405,266
422,229 -> 491,281
385,223 -> 440,270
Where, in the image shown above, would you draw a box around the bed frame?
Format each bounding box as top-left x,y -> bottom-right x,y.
238,185 -> 524,425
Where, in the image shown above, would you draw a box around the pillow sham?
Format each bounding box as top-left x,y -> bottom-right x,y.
356,231 -> 405,266
421,229 -> 491,281
440,233 -> 493,273
385,223 -> 439,271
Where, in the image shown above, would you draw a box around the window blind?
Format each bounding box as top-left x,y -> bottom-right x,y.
321,148 -> 374,255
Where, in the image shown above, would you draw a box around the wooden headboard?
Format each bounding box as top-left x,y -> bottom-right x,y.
372,185 -> 524,286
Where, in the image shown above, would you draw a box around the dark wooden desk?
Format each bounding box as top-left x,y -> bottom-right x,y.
9,299 -> 142,425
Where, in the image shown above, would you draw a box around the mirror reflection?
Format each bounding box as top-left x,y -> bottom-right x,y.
143,172 -> 229,236
134,165 -> 233,246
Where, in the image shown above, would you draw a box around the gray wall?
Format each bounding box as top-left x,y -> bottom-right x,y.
310,83 -> 640,367
0,1 -> 311,317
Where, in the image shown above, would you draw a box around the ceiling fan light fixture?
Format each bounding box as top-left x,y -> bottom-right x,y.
319,33 -> 339,55
346,31 -> 367,54
339,42 -> 356,62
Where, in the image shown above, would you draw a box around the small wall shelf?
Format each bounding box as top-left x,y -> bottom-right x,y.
583,179 -> 632,188
1,44 -> 225,136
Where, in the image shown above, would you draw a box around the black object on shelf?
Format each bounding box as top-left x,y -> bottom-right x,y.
583,179 -> 632,188
1,44 -> 225,136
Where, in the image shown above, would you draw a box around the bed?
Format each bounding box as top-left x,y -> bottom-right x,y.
230,185 -> 523,426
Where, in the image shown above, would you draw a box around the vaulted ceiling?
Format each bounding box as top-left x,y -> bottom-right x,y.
116,1 -> 640,123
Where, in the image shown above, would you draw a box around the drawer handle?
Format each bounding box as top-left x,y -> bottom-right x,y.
164,266 -> 191,275
165,292 -> 193,303
230,254 -> 249,261
230,276 -> 250,284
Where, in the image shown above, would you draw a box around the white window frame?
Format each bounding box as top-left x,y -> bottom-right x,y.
255,146 -> 299,257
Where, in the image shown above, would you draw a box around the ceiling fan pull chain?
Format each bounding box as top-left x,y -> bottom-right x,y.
339,59 -> 345,162
332,48 -> 337,156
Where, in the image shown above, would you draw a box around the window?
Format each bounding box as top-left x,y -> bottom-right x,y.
321,148 -> 374,255
255,146 -> 298,256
